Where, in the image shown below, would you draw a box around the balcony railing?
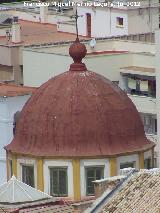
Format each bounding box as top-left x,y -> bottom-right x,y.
128,94 -> 156,114
146,134 -> 157,145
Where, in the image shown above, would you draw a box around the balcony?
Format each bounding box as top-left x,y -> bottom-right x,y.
146,134 -> 157,144
128,94 -> 156,114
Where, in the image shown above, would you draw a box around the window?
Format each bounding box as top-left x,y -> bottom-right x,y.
13,111 -> 21,136
154,119 -> 157,134
85,167 -> 104,196
50,167 -> 68,197
22,165 -> 34,187
116,17 -> 123,27
120,162 -> 135,169
9,160 -> 13,178
144,158 -> 152,169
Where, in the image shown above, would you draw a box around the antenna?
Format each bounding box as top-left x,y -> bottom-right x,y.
89,38 -> 96,48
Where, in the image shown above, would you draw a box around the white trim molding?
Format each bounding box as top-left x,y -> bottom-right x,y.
117,154 -> 139,174
43,159 -> 74,198
17,157 -> 37,188
80,159 -> 109,198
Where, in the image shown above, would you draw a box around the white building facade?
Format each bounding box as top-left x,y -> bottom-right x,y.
77,0 -> 159,38
0,88 -> 33,185
77,6 -> 128,37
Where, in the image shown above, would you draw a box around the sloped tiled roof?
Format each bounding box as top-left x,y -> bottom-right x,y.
102,169 -> 160,213
0,204 -> 74,213
19,204 -> 74,213
0,20 -> 87,46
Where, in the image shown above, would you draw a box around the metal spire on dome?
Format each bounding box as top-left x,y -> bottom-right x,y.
71,6 -> 83,40
69,6 -> 87,71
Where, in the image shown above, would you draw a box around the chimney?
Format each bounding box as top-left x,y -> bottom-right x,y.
40,6 -> 48,23
93,176 -> 125,198
12,17 -> 21,43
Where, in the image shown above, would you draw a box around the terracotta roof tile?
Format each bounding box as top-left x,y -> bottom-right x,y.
0,20 -> 87,46
0,203 -> 74,213
102,169 -> 160,213
19,204 -> 74,213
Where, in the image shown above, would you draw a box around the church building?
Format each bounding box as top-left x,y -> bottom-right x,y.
5,38 -> 155,201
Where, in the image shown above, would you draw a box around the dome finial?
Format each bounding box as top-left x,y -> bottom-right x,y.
69,6 -> 87,71
69,39 -> 87,71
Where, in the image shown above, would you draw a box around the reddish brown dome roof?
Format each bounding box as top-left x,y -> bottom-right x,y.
5,40 -> 154,157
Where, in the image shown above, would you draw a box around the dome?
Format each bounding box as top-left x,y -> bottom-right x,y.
5,39 -> 154,157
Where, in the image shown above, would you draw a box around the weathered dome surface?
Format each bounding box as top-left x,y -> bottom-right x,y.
5,39 -> 154,157
5,70 -> 153,157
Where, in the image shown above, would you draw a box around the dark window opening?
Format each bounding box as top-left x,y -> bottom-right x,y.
144,158 -> 152,169
10,160 -> 13,178
13,111 -> 21,136
128,77 -> 156,98
116,17 -> 123,26
50,167 -> 68,197
120,162 -> 135,169
154,119 -> 157,134
85,166 -> 104,196
22,165 -> 34,187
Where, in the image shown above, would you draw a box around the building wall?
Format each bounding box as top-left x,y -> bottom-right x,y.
128,7 -> 159,34
0,26 -> 11,37
10,152 -> 151,200
35,40 -> 155,55
110,9 -> 128,36
132,53 -> 155,68
0,45 -> 21,66
128,94 -> 156,114
23,50 -> 72,87
57,22 -> 76,34
17,157 -> 37,187
117,154 -> 139,174
155,30 -> 160,166
43,159 -> 74,197
0,45 -> 12,66
0,95 -> 31,184
80,159 -> 109,198
77,7 -> 128,37
84,53 -> 132,81
23,51 -> 132,86
77,4 -> 158,37
0,65 -> 13,81
0,9 -> 72,25
23,48 -> 155,87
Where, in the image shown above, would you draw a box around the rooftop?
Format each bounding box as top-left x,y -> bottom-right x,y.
0,176 -> 74,212
102,169 -> 160,213
0,176 -> 52,204
0,20 -> 86,46
86,51 -> 128,56
0,203 -> 74,213
120,66 -> 155,76
121,66 -> 155,73
86,169 -> 160,213
0,83 -> 36,97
